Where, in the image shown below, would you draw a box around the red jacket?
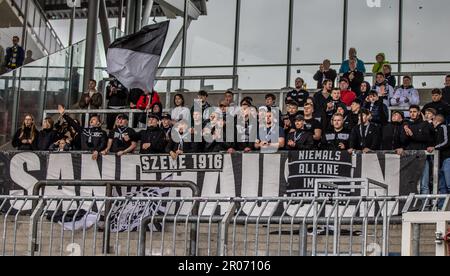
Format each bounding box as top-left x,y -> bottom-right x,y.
136,91 -> 161,110
341,90 -> 356,107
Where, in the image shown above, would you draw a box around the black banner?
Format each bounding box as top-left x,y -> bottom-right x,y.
0,151 -> 427,215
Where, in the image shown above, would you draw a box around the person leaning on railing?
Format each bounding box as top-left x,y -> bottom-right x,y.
58,105 -> 107,161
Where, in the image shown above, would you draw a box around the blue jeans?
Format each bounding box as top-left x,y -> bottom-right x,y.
420,157 -> 432,195
439,159 -> 450,195
438,158 -> 450,209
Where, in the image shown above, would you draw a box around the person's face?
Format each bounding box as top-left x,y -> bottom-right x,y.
403,78 -> 412,87
392,113 -> 403,123
304,105 -> 313,116
295,78 -> 304,89
295,120 -> 305,129
193,111 -> 202,122
361,113 -> 371,124
263,112 -> 272,126
265,97 -> 274,107
425,112 -> 435,122
360,83 -> 368,93
432,93 -> 442,102
153,105 -> 161,113
349,60 -> 357,70
383,65 -> 391,75
12,37 -> 19,45
24,116 -> 33,127
198,95 -> 207,103
90,117 -> 100,127
148,117 -> 159,127
376,55 -> 384,63
89,81 -> 96,90
323,60 -> 331,70
287,104 -> 297,115
339,81 -> 349,91
331,90 -> 341,101
306,98 -> 314,105
324,81 -> 333,91
349,48 -> 357,58
175,96 -> 183,106
162,118 -> 170,127
220,103 -> 228,113
26,51 -> 32,58
332,116 -> 344,129
225,93 -> 233,103
351,102 -> 360,113
42,120 -> 50,130
376,75 -> 385,84
409,108 -> 420,120
445,77 -> 450,87
120,118 -> 129,127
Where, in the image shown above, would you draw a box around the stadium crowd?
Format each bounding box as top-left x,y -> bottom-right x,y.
9,48 -> 450,196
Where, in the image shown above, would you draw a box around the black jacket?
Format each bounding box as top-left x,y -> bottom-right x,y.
313,92 -> 331,115
343,70 -> 364,95
321,128 -> 351,150
385,73 -> 397,89
349,123 -> 380,150
287,129 -> 315,150
434,123 -> 450,166
422,101 -> 450,118
37,129 -> 59,150
12,127 -> 38,150
381,122 -> 403,150
286,89 -> 309,107
106,79 -> 128,107
364,100 -> 388,126
64,114 -> 107,152
442,86 -> 450,105
137,127 -> 167,154
344,112 -> 360,130
313,69 -> 337,89
400,118 -> 435,150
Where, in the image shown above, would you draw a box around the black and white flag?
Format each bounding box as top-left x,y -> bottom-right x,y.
106,21 -> 169,91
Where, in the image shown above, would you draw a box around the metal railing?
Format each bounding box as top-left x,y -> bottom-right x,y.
2,194 -> 450,256
25,180 -> 200,255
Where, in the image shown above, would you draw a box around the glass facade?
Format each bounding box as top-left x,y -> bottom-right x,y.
156,0 -> 450,90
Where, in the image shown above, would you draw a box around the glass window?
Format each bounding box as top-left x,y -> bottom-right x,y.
347,0 -> 399,65
292,0 -> 344,64
186,0 -> 236,66
403,0 -> 450,62
238,0 -> 289,65
238,66 -> 286,89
